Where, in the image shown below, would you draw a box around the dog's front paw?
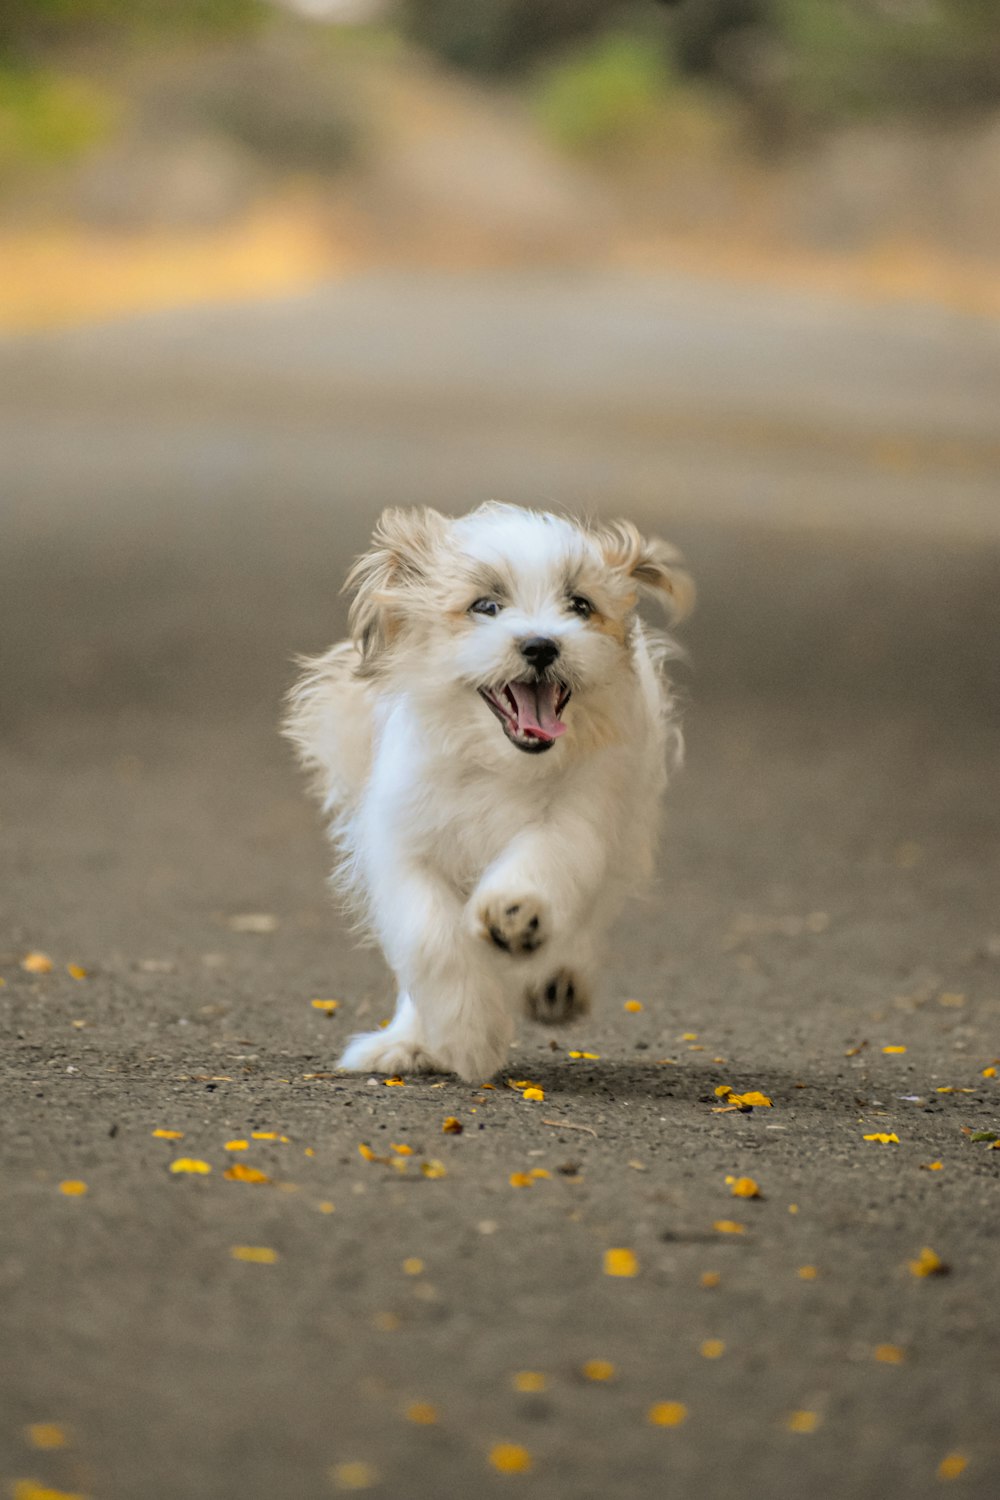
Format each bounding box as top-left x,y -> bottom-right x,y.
474,892 -> 550,957
525,968 -> 591,1025
338,1029 -> 438,1076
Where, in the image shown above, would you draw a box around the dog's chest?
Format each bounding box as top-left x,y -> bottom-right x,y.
404,767 -> 553,890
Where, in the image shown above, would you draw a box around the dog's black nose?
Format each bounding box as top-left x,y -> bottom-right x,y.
519,636 -> 560,671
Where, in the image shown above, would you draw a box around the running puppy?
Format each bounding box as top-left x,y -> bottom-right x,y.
284,502 -> 692,1081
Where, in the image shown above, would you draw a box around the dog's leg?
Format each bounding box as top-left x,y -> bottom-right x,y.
338,992 -> 436,1075
524,966 -> 592,1025
468,811 -> 609,963
338,865 -> 515,1083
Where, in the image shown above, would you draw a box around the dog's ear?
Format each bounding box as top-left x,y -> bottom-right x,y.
345,507 -> 448,675
596,520 -> 694,622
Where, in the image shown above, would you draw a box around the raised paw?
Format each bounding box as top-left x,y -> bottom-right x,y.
476,893 -> 549,957
525,968 -> 591,1025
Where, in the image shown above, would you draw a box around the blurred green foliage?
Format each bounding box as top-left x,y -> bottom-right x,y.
530,32 -> 673,150
0,69 -> 117,165
0,0 -> 266,64
406,0 -> 1000,136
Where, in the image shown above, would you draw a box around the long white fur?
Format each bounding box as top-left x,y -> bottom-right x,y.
283,502 -> 691,1082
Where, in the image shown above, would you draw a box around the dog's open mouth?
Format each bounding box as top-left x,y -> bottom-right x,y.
479,681 -> 571,754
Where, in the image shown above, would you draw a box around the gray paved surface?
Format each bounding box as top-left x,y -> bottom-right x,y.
2,272 -> 999,1499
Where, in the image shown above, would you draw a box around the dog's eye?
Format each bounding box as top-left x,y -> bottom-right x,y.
568,595 -> 594,619
469,598 -> 502,618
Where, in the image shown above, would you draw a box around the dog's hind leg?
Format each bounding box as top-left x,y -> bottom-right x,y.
524,968 -> 592,1026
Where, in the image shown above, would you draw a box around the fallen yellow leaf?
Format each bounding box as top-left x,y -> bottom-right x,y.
648,1401 -> 687,1427
58,1181 -> 87,1196
384,1076 -> 405,1087
169,1158 -> 211,1175
700,1271 -> 721,1288
12,1482 -> 86,1500
223,1164 -> 271,1184
66,964 -> 87,981
224,1140 -> 248,1151
512,1371 -> 546,1393
700,1339 -> 725,1359
882,1046 -> 907,1055
421,1160 -> 447,1179
603,1248 -> 639,1277
26,1425 -> 68,1450
230,1246 -> 278,1263
441,1118 -> 463,1135
874,1344 -> 906,1364
786,1410 -> 820,1434
509,1172 -> 534,1188
624,1000 -> 643,1013
908,1246 -> 948,1278
727,1176 -> 761,1199
329,1461 -> 379,1490
21,952 -> 53,974
310,999 -> 339,1012
798,1266 -> 819,1280
713,1220 -> 745,1235
582,1360 -> 615,1381
938,1453 -> 967,1481
863,1133 -> 900,1144
489,1443 -> 532,1474
402,1258 -> 424,1275
405,1402 -> 438,1425
390,1142 -> 414,1155
521,1087 -> 545,1102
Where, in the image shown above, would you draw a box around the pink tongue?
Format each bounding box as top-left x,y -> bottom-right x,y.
507,681 -> 566,741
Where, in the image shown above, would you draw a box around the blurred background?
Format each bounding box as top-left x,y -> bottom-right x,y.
3,0 -> 1000,325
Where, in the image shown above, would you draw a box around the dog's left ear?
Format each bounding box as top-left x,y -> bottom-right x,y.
597,520 -> 695,622
345,506 -> 448,676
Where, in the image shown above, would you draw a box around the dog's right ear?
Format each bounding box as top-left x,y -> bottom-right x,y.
345,507 -> 447,676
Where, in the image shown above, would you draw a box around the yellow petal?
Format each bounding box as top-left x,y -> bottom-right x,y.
648,1401 -> 687,1427
735,1091 -> 773,1109
700,1339 -> 725,1359
230,1246 -> 278,1263
874,1344 -> 906,1364
624,999 -> 643,1013
863,1133 -> 900,1144
402,1257 -> 424,1275
21,951 -> 53,974
729,1176 -> 761,1199
489,1444 -> 532,1474
512,1371 -> 546,1393
169,1158 -> 211,1174
384,1076 -> 405,1087
797,1266 -> 819,1280
603,1247 -> 639,1277
329,1461 -> 379,1490
66,964 -> 87,981
12,1483 -> 86,1500
441,1118 -> 463,1135
390,1142 -> 414,1155
699,1271 -> 721,1288
582,1359 -> 615,1381
421,1160 -> 447,1179
938,1453 -> 967,1481
882,1045 -> 907,1054
528,1168 -> 551,1180
151,1128 -> 184,1140
521,1087 -> 544,1102
908,1246 -> 948,1278
405,1402 -> 438,1425
713,1220 -> 745,1235
224,1140 -> 248,1151
223,1164 -> 271,1184
509,1172 -> 534,1188
786,1410 -> 820,1434
26,1424 -> 68,1450
58,1180 -> 87,1196
310,999 -> 340,1011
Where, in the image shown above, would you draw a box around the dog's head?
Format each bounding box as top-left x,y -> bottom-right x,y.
346,503 -> 692,758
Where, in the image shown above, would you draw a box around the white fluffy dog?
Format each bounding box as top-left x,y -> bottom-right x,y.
284,502 -> 692,1082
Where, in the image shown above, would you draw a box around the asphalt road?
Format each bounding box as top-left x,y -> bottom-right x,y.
2,271 -> 999,1500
